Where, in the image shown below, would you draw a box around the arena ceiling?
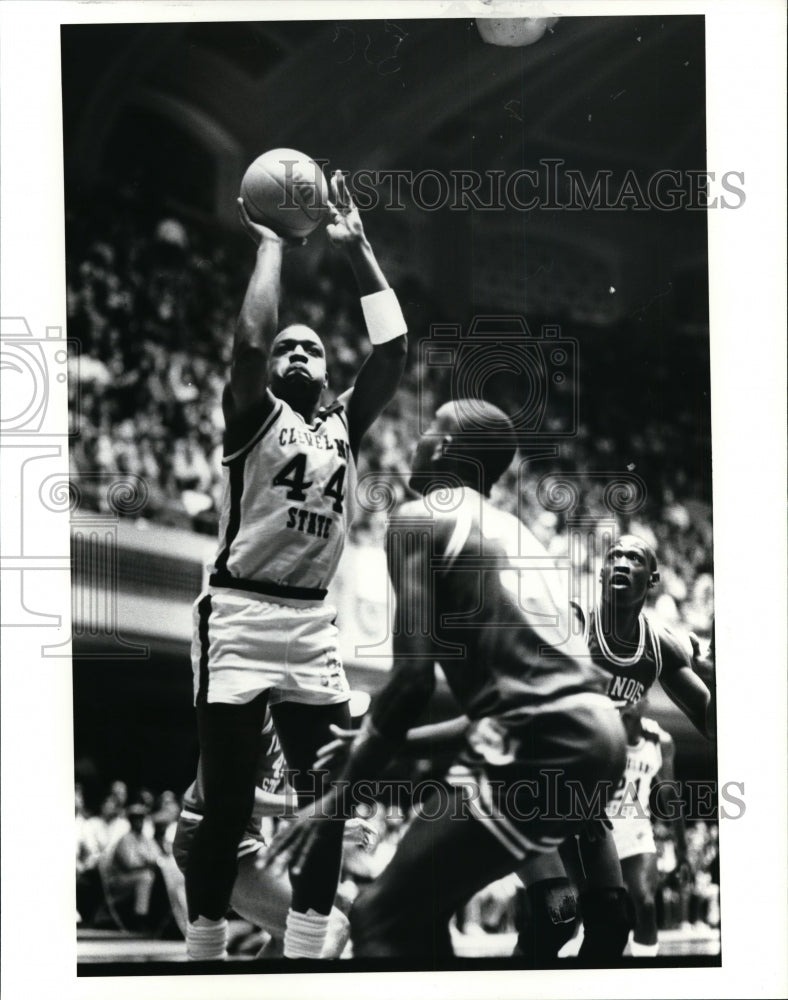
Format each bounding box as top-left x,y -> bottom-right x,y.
63,16 -> 706,173
61,15 -> 710,327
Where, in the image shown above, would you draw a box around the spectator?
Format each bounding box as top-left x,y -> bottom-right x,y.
104,803 -> 163,931
85,793 -> 129,856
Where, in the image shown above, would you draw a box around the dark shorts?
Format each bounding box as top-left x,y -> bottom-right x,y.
446,693 -> 627,859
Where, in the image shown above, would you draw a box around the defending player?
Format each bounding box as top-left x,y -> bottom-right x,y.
184,169 -> 407,960
579,535 -> 715,735
516,534 -> 715,961
265,400 -> 629,958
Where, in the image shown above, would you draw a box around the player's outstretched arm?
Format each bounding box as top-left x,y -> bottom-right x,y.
229,198 -> 287,414
315,714 -> 470,772
327,171 -> 407,459
401,715 -> 470,753
658,628 -> 716,740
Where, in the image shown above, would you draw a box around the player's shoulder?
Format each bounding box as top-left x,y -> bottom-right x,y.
388,493 -> 469,547
318,398 -> 347,428
645,614 -> 692,671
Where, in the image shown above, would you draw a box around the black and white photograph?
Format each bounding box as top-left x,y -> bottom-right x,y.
0,2 -> 785,999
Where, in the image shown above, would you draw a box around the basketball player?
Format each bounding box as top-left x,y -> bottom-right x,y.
173,707 -> 377,958
606,699 -> 689,956
265,400 -> 630,959
516,534 -> 715,961
184,169 -> 407,960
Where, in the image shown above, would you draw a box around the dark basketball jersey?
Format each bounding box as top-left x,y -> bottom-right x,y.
392,489 -> 611,723
575,603 -> 663,709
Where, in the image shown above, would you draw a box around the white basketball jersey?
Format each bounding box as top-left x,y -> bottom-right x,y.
211,396 -> 356,596
606,717 -> 664,821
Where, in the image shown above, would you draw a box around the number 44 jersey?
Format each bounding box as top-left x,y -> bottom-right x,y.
210,396 -> 357,597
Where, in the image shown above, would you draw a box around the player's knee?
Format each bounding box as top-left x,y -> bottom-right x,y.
515,878 -> 577,965
577,887 -> 634,961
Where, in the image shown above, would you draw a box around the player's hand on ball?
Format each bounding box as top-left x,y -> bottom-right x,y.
313,725 -> 357,772
236,198 -> 306,250
325,170 -> 366,248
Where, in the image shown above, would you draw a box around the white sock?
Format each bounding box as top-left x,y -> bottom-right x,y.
186,916 -> 228,960
322,906 -> 351,959
630,937 -> 659,957
284,908 -> 330,959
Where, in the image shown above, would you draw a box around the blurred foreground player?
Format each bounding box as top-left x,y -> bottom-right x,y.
185,171 -> 407,959
517,535 -> 715,961
266,400 -> 628,958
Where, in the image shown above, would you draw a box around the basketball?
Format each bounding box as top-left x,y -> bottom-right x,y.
240,148 -> 329,239
476,17 -> 559,47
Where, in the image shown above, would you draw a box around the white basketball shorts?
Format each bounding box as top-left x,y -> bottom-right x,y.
609,815 -> 657,860
191,587 -> 350,707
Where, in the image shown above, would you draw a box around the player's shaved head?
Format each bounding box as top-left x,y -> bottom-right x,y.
612,534 -> 658,574
410,398 -> 517,495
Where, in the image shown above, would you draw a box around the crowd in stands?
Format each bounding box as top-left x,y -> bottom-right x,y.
66,187 -> 713,635
75,778 -> 184,936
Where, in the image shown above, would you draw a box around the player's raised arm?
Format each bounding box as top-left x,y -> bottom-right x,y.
658,628 -> 716,740
229,198 -> 287,414
328,171 -> 408,459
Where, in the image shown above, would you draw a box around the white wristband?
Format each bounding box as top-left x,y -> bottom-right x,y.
360,287 -> 407,345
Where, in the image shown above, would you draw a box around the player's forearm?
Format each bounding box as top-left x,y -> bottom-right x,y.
344,334 -> 407,455
404,715 -> 470,753
344,236 -> 389,296
255,787 -> 299,819
370,634 -> 437,740
662,666 -> 714,741
327,719 -> 405,823
234,236 -> 284,358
